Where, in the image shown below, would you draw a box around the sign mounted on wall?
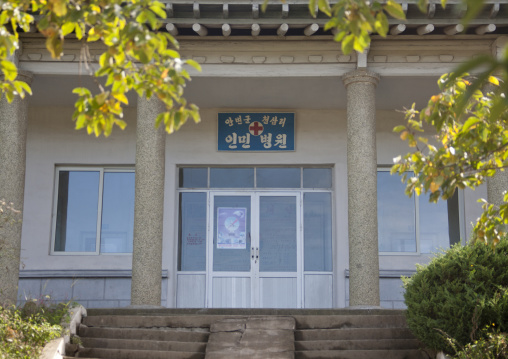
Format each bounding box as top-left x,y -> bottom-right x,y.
218,112 -> 295,151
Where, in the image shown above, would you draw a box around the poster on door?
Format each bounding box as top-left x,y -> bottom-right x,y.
217,207 -> 247,249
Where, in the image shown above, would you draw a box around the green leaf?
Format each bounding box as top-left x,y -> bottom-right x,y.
488,76 -> 500,86
384,0 -> 406,20
374,13 -> 389,37
462,117 -> 481,132
342,34 -> 355,55
150,4 -> 167,19
317,0 -> 331,16
49,0 -> 68,17
308,0 -> 317,17
112,92 -> 129,105
185,59 -> 202,72
61,22 -> 75,36
261,0 -> 269,13
1,60 -> 17,81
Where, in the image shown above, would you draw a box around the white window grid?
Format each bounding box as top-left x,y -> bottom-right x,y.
50,166 -> 134,256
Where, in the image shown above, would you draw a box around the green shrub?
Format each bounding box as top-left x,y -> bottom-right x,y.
0,299 -> 72,359
452,326 -> 508,359
403,241 -> 508,353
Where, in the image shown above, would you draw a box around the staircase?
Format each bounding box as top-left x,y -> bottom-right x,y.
63,308 -> 430,359
293,311 -> 429,359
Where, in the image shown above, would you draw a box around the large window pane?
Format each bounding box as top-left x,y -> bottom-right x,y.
377,172 -> 416,252
419,196 -> 450,254
179,168 -> 208,188
303,168 -> 332,188
259,196 -> 297,272
100,172 -> 135,253
54,171 -> 100,252
179,192 -> 207,271
304,192 -> 332,271
210,168 -> 254,188
257,168 -> 301,188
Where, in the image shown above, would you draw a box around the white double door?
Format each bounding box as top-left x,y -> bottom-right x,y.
207,192 -> 302,308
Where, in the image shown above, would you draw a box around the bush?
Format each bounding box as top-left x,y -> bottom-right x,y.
403,241 -> 508,353
0,299 -> 72,359
452,326 -> 508,359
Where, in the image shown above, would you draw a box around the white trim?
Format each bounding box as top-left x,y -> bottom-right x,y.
50,166 -> 135,256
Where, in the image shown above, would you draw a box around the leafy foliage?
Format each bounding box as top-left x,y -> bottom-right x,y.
403,241 -> 508,353
308,0 -> 405,55
453,328 -> 508,359
0,301 -> 66,359
0,0 -> 201,137
392,54 -> 508,247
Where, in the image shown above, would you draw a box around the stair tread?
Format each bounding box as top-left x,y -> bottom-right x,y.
295,349 -> 429,359
79,324 -> 209,342
295,327 -> 416,341
295,338 -> 421,351
80,337 -> 206,352
76,347 -> 205,359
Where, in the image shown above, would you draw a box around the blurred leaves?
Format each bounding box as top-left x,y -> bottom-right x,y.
0,0 -> 200,136
391,53 -> 508,246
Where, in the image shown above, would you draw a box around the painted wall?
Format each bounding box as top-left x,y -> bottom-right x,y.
18,96 -> 487,308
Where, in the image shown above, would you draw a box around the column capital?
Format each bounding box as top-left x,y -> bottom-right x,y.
342,69 -> 380,88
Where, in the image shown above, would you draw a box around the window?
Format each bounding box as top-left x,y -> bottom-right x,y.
178,166 -> 333,272
52,168 -> 135,254
377,170 -> 460,254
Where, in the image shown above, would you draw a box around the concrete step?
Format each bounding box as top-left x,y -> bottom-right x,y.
293,314 -> 407,329
82,315 -> 219,329
79,337 -> 206,352
82,313 -> 408,330
78,324 -> 209,342
75,348 -> 205,359
295,349 -> 429,359
295,327 -> 416,341
204,317 -> 295,359
295,339 -> 421,351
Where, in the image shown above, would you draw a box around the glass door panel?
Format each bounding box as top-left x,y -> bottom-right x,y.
212,196 -> 251,272
259,196 -> 297,272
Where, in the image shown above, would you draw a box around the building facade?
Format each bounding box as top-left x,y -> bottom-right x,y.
3,0 -> 507,309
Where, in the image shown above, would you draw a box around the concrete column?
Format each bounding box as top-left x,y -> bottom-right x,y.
0,71 -> 32,305
487,172 -> 508,207
342,69 -> 380,307
131,96 -> 166,306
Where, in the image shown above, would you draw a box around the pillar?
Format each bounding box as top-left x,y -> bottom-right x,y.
487,172 -> 508,208
487,37 -> 508,210
131,96 -> 166,306
0,71 -> 32,305
343,69 -> 380,307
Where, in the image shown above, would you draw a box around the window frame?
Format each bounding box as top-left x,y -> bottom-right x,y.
177,166 -> 335,274
50,166 -> 135,256
377,167 -> 461,256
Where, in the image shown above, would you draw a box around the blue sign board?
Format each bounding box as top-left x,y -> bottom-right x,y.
218,112 -> 295,151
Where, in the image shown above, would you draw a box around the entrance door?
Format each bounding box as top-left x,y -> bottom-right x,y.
208,192 -> 301,308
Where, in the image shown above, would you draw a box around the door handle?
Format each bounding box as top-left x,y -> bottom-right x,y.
251,247 -> 255,260
255,247 -> 259,263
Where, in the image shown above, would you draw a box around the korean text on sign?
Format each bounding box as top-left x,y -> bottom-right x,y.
218,113 -> 295,151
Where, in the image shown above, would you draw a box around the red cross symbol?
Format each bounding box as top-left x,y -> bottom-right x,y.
249,121 -> 264,136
